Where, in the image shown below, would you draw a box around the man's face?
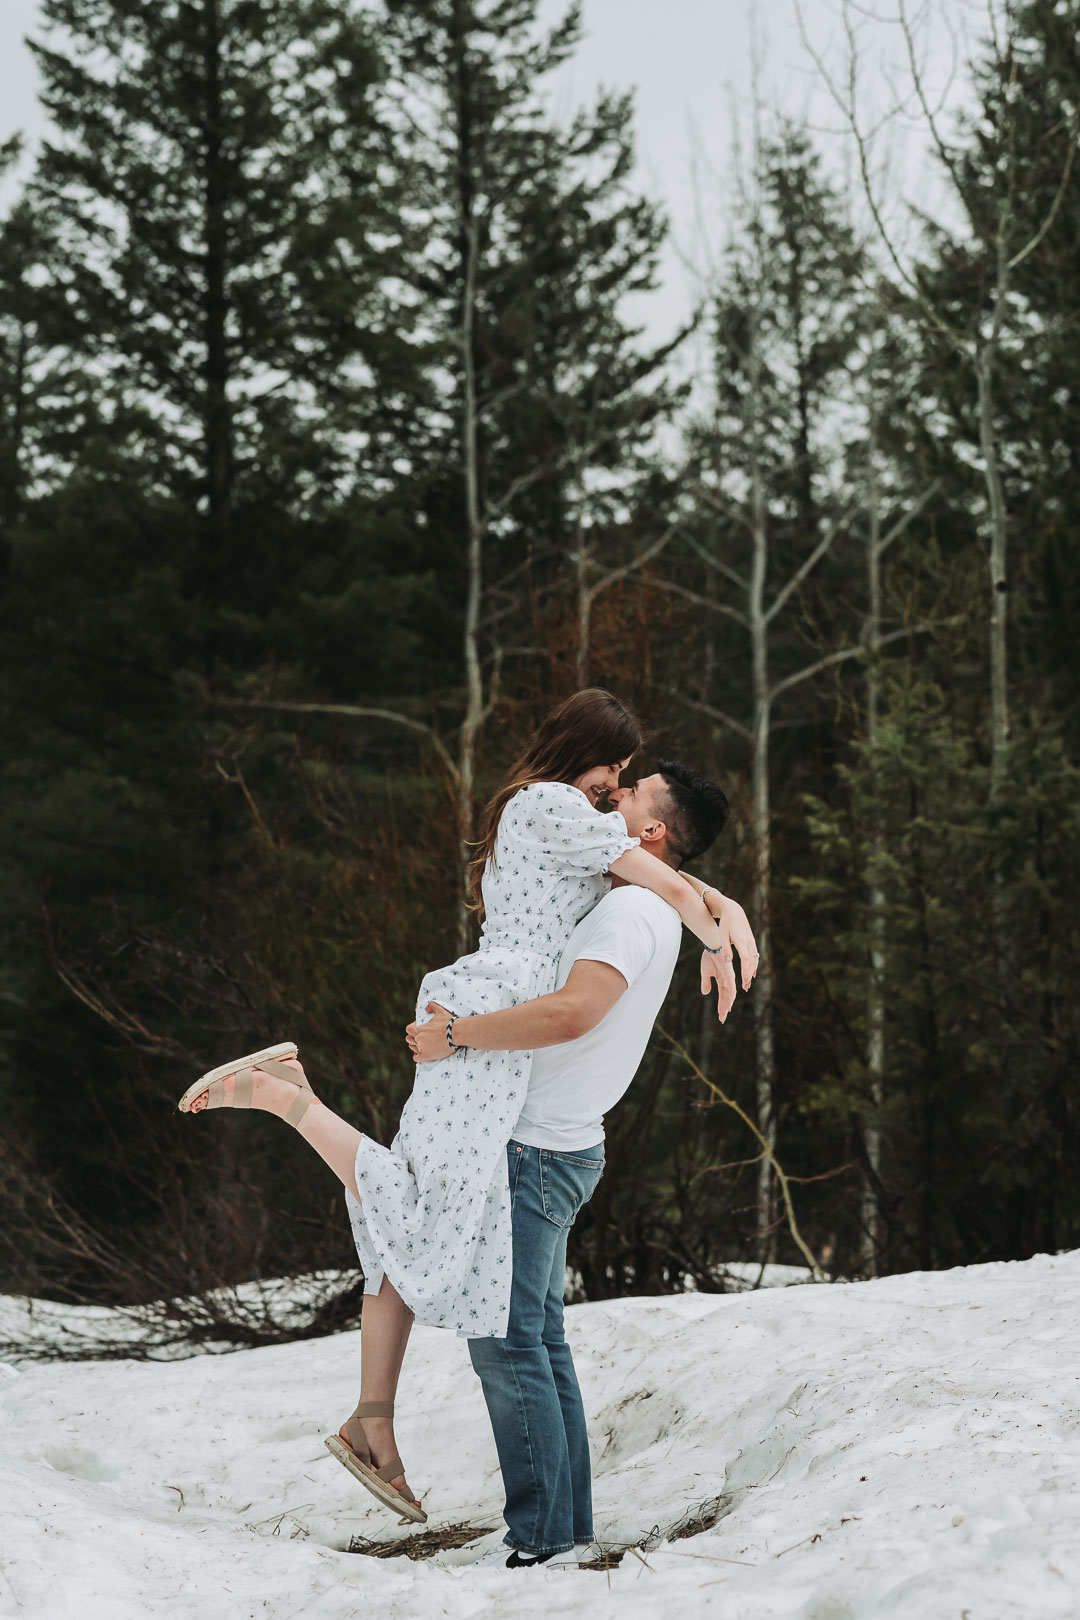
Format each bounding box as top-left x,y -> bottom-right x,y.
606,773 -> 668,842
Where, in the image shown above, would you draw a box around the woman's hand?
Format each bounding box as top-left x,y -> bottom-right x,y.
406,1002 -> 453,1064
708,893 -> 759,990
699,893 -> 759,1022
700,938 -> 737,1023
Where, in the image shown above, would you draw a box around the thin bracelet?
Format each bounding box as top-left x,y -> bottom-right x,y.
446,1017 -> 466,1053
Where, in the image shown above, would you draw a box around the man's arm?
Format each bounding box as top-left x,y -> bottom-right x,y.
405,959 -> 628,1064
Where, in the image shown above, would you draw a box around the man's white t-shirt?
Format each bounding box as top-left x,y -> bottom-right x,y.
511,884 -> 682,1153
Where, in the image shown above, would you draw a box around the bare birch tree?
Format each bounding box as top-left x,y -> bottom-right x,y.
677,124 -> 872,1258
676,121 -> 950,1260
409,0 -> 682,947
801,0 -> 1078,963
566,422 -> 689,688
855,332 -> 942,1272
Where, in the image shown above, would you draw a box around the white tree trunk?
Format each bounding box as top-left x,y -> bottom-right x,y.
976,275 -> 1010,981
862,400 -> 885,1276
456,209 -> 484,957
975,339 -> 1010,807
574,532 -> 592,689
748,364 -> 777,1260
750,682 -> 777,1261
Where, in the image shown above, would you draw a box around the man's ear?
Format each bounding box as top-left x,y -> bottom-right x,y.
638,817 -> 666,848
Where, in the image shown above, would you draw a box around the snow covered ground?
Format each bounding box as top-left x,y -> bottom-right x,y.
4,1250 -> 1080,1620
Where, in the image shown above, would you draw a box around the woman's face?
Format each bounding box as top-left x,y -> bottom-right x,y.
573,756 -> 632,808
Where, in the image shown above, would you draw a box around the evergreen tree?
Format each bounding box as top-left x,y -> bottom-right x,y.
0,0 -> 431,1301
797,663 -> 1080,1271
28,0 -> 406,526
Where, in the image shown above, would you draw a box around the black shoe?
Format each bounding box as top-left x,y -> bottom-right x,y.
471,1544 -> 557,1570
505,1549 -> 556,1569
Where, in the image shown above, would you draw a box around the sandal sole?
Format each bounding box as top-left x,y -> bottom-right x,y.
324,1435 -> 427,1523
176,1042 -> 299,1113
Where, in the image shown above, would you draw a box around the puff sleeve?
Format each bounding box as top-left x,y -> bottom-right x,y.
498,781 -> 639,877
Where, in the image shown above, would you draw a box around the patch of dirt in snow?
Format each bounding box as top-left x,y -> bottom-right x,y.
4,1252 -> 1080,1619
348,1521 -> 494,1560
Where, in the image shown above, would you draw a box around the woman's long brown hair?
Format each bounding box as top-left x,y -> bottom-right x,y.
467,688 -> 642,913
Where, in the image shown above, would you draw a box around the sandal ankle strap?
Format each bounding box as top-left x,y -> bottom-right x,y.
351,1399 -> 394,1420
283,1089 -> 314,1128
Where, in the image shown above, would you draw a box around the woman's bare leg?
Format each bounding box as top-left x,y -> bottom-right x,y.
187,1059 -> 363,1195
293,1100 -> 364,1199
186,1058 -> 418,1501
360,1276 -> 415,1401
340,1276 -> 418,1504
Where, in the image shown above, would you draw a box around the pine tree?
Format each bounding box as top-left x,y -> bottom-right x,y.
27,0 -> 411,535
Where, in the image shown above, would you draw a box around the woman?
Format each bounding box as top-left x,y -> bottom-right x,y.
178,689 -> 749,1522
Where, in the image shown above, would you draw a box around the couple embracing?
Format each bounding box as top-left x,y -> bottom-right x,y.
178,689 -> 757,1570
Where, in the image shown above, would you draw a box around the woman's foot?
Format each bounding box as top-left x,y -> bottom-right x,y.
339,1413 -> 420,1511
187,1057 -> 318,1117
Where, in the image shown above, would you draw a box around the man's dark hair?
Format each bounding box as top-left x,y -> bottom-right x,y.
655,759 -> 730,866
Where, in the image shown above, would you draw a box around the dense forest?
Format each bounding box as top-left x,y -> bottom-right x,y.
1,0 -> 1078,1346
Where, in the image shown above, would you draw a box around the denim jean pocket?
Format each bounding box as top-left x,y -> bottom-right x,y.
538,1152 -> 605,1229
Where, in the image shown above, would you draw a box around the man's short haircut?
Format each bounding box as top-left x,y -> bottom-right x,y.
655,759 -> 730,866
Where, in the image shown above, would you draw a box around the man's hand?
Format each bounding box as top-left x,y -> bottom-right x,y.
406,1002 -> 453,1064
711,894 -> 759,991
700,943 -> 737,1023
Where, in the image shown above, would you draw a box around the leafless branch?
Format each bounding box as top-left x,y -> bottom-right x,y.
480,645 -> 504,726
660,1029 -> 827,1282
589,516 -> 683,601
481,645 -> 544,666
876,477 -> 943,556
768,621 -> 941,704
766,508 -> 854,626
208,696 -> 461,784
672,691 -> 753,741
690,478 -> 759,539
898,0 -> 965,195
654,578 -> 751,631
1007,120 -> 1079,271
684,531 -> 751,592
798,0 -> 964,348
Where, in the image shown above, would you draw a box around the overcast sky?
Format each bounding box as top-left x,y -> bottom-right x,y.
0,0 -> 977,347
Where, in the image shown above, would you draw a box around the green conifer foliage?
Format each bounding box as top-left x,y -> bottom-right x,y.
29,0 -> 400,526
796,665 -> 1080,1271
967,0 -> 1080,734
0,0 -> 425,1299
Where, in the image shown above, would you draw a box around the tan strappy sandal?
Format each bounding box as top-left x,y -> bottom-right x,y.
324,1401 -> 427,1524
176,1042 -> 315,1126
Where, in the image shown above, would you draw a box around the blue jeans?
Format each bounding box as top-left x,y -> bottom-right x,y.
468,1139 -> 605,1556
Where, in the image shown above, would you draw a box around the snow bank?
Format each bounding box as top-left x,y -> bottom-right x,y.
0,1272 -> 357,1362
3,1251 -> 1079,1619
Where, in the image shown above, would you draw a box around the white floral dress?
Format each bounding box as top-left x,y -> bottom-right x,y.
345,781 -> 638,1338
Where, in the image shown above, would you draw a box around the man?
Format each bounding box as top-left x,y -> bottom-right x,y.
406,761 -> 755,1569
